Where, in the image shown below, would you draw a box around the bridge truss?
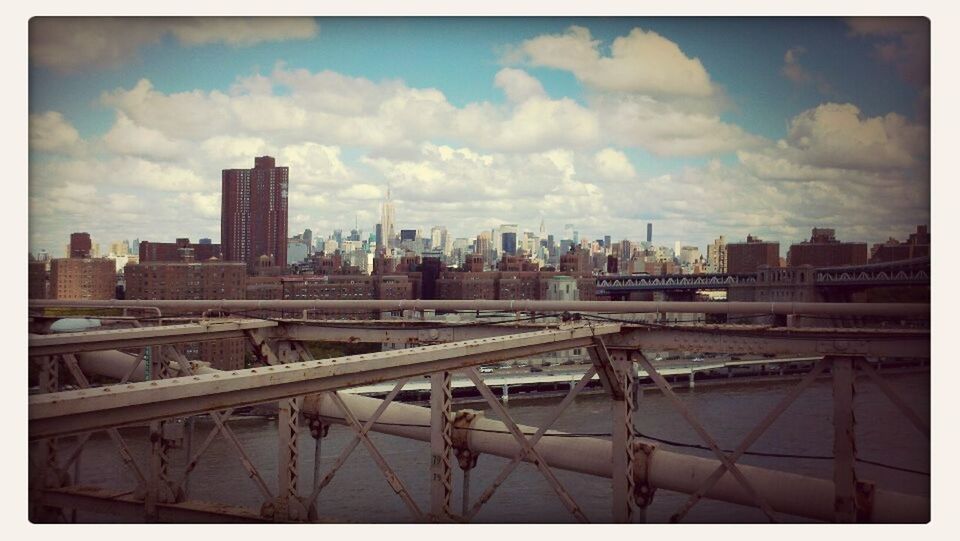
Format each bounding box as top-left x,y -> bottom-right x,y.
27,300 -> 930,523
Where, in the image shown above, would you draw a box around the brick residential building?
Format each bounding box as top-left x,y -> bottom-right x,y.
49,258 -> 115,300
870,226 -> 931,263
222,156 -> 289,270
29,261 -> 49,299
124,261 -> 247,301
139,238 -> 222,262
70,232 -> 92,258
726,235 -> 780,274
787,228 -> 868,268
124,260 -> 247,370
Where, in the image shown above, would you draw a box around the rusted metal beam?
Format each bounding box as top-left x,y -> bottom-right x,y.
29,298 -> 931,317
831,356 -> 858,522
29,319 -> 277,356
464,367 -> 596,521
604,327 -> 929,358
30,324 -> 619,440
586,337 -> 624,400
465,368 -> 590,523
634,353 -> 779,522
429,371 -> 454,521
38,486 -> 270,523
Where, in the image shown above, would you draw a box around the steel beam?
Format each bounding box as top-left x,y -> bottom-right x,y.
275,320 -> 547,345
832,356 -> 858,522
29,319 -> 277,356
39,486 -> 269,523
604,326 -> 929,358
30,299 -> 931,318
30,324 -> 619,440
429,371 -> 454,520
612,357 -> 636,523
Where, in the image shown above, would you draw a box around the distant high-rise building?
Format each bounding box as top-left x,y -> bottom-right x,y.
303,229 -> 313,251
707,236 -> 727,273
375,224 -> 383,250
603,235 -> 611,250
400,229 -> 417,242
501,232 -> 517,255
70,232 -> 92,258
380,185 -> 396,250
646,223 -> 652,243
198,238 -> 212,245
221,156 -> 289,270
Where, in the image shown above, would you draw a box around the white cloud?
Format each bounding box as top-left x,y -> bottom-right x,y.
30,17 -> 319,72
338,184 -> 383,200
594,148 -> 636,180
30,111 -> 81,154
177,192 -> 220,219
781,103 -> 927,171
167,17 -> 318,47
102,113 -> 185,160
514,25 -> 714,98
594,95 -> 765,156
494,68 -> 547,103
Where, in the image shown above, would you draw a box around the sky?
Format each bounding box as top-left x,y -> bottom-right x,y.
27,16 -> 931,257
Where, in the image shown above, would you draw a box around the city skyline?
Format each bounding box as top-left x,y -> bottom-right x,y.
28,17 -> 930,256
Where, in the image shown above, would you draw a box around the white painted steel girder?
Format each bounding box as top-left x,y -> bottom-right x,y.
29,324 -> 620,439
304,392 -> 928,523
29,319 -> 277,357
29,299 -> 930,318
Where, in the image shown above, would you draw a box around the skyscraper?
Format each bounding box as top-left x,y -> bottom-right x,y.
646,223 -> 653,243
221,156 -> 289,269
380,185 -> 396,250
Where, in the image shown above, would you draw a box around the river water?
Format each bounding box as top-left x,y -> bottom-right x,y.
53,371 -> 930,523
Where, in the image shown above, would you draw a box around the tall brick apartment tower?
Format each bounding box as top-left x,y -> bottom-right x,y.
221,156 -> 288,270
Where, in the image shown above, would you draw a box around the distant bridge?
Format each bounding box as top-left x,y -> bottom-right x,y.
596,273 -> 756,294
596,257 -> 929,295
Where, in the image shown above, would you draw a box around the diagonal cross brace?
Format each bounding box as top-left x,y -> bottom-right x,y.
60,354 -> 148,490
464,366 -> 597,521
328,391 -> 424,521
634,353 -> 779,522
302,379 -> 409,510
587,336 -> 624,400
856,358 -> 929,439
465,368 -> 590,523
670,357 -> 831,522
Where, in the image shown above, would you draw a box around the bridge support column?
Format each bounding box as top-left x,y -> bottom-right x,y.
30,356 -> 62,522
145,347 -> 177,522
501,383 -> 509,403
430,371 -> 454,521
276,397 -> 306,521
612,355 -> 637,522
689,371 -> 696,390
830,356 -> 858,522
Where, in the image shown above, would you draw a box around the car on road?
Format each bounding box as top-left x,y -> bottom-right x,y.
530,366 -> 543,373
479,366 -> 494,373
692,356 -> 704,363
